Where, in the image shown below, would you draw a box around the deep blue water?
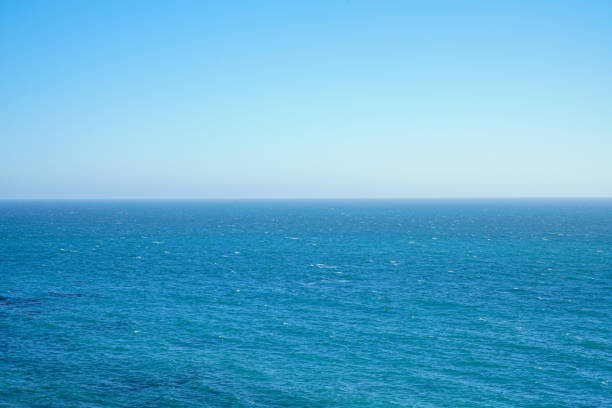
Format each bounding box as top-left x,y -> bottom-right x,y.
1,199 -> 611,407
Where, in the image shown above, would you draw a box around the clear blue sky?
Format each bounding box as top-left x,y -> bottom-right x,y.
1,0 -> 611,198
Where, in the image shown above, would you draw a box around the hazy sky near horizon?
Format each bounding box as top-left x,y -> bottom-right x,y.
1,1 -> 611,198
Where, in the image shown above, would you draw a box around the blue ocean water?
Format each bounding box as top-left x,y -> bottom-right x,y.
1,199 -> 610,407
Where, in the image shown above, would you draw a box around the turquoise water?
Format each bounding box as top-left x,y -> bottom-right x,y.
1,200 -> 611,407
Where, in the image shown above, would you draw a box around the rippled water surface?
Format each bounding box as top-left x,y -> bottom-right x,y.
1,200 -> 611,407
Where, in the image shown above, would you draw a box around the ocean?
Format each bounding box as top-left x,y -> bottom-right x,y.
1,199 -> 610,407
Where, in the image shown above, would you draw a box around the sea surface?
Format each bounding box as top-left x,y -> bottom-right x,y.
1,199 -> 611,407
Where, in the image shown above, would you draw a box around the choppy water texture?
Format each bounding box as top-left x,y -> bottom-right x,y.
1,200 -> 611,407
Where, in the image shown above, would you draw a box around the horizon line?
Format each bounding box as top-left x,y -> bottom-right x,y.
1,196 -> 612,201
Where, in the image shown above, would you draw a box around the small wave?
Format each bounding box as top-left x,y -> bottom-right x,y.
49,292 -> 84,298
316,264 -> 338,269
